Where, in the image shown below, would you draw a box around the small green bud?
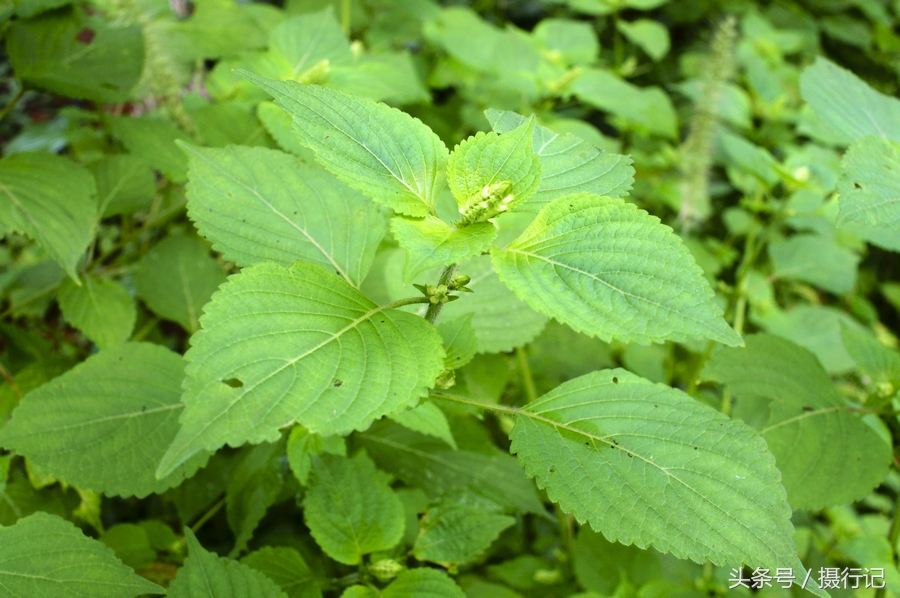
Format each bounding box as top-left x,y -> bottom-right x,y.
426,284 -> 450,305
368,559 -> 404,582
448,274 -> 471,291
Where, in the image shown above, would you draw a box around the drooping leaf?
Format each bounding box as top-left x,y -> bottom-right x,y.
241,72 -> 449,217
0,343 -> 209,498
841,324 -> 900,395
491,193 -> 741,346
800,57 -> 900,144
0,512 -> 164,597
304,453 -> 405,565
242,546 -> 322,598
0,152 -> 96,280
572,68 -> 677,139
485,109 -> 634,212
768,234 -> 859,294
509,369 -> 819,592
447,116 -> 541,210
440,255 -> 548,353
377,568 -> 466,598
756,305 -> 863,374
390,401 -> 457,449
329,52 -> 431,106
573,527 -> 662,595
89,155 -> 157,218
413,502 -> 514,565
532,18 -> 599,66
57,276 -> 136,348
702,334 -> 892,511
7,9 -> 144,103
616,19 -> 670,61
836,136 -> 900,235
156,261 -> 444,478
437,313 -> 479,369
183,144 -> 385,287
133,234 -> 227,333
109,116 -> 191,183
227,439 -> 288,556
285,425 -> 346,485
391,216 -> 497,281
100,523 -> 156,571
268,9 -> 351,78
167,528 -> 287,598
359,419 -> 543,515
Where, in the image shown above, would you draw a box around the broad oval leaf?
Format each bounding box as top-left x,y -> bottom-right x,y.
241,72 -> 449,217
836,136 -> 900,235
0,512 -> 164,597
702,334 -> 892,511
305,453 -> 404,565
241,546 -> 321,598
485,109 -> 634,212
800,57 -> 900,144
0,152 -> 96,280
156,261 -> 444,478
447,116 -> 541,210
168,528 -> 287,598
58,276 -> 136,348
0,343 -> 208,498
391,215 -> 497,282
413,502 -> 514,566
491,193 -> 741,346
509,369 -> 811,578
183,144 -> 385,287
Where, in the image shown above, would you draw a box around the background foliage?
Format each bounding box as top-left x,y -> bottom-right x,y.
2,0 -> 900,596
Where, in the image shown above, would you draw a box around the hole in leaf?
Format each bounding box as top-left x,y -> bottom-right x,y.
76,27 -> 95,44
333,379 -> 344,388
612,376 -> 619,384
223,378 -> 243,388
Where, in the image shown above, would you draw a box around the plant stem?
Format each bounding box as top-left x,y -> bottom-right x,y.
516,347 -> 537,403
0,86 -> 24,124
341,0 -> 351,36
424,264 -> 458,324
0,362 -> 22,399
381,296 -> 431,311
190,495 -> 226,533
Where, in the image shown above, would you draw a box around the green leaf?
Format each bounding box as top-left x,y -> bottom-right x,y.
491,193 -> 741,346
447,116 -> 541,211
756,305 -> 863,374
57,276 -> 136,348
437,313 -> 478,369
329,53 -> 431,106
379,568 -> 466,598
227,439 -> 287,556
574,527 -> 661,594
841,324 -> 900,393
0,512 -> 164,597
241,72 -> 449,217
156,261 -> 444,478
413,502 -> 514,565
0,152 -> 96,280
572,69 -> 677,139
268,8 -> 351,78
441,255 -> 548,353
168,528 -> 287,598
390,401 -> 457,449
768,234 -> 859,294
533,18 -> 599,66
392,216 -> 497,281
304,453 -> 404,565
100,523 -> 156,571
509,369 -> 816,585
0,343 -> 209,498
242,546 -> 322,598
7,9 -> 143,103
286,425 -> 346,485
89,155 -> 157,218
109,116 -> 191,183
133,234 -> 227,333
836,136 -> 900,235
800,57 -> 900,144
182,144 -> 385,287
616,19 -> 670,62
359,419 -> 543,515
485,109 -> 634,212
702,334 -> 892,511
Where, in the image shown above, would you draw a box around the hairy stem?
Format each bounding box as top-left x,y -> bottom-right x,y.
190,495 -> 226,533
424,264 -> 458,325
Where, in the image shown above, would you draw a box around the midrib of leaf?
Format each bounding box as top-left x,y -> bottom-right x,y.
33,403 -> 183,434
294,91 -> 426,204
96,159 -> 143,217
187,148 -> 354,285
0,179 -> 43,244
758,405 -> 857,435
502,247 -> 721,337
486,126 -> 534,187
431,391 -> 772,558
181,295 -> 425,453
291,27 -> 326,76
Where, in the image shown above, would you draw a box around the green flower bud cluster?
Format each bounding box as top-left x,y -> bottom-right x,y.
458,180 -> 515,226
